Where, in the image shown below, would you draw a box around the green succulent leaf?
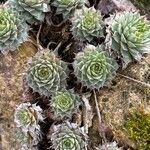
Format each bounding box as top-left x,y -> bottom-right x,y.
111,11 -> 150,66
51,0 -> 86,18
50,89 -> 81,118
72,6 -> 104,42
8,0 -> 50,23
73,44 -> 118,89
0,6 -> 28,54
26,50 -> 67,96
51,123 -> 87,150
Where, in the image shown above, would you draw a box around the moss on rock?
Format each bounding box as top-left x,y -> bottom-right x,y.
123,107 -> 150,150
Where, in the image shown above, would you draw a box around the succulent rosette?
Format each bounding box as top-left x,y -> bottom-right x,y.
72,6 -> 104,42
73,44 -> 118,89
51,123 -> 87,150
14,102 -> 44,133
26,50 -> 67,96
50,89 -> 81,118
111,11 -> 150,66
8,0 -> 50,23
0,6 -> 28,54
51,0 -> 86,18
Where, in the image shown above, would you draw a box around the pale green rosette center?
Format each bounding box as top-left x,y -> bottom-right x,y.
133,20 -> 149,42
50,89 -> 80,118
0,10 -> 11,36
54,92 -> 74,112
84,54 -> 109,81
82,11 -> 99,30
32,63 -> 53,83
17,109 -> 30,126
88,62 -> 103,78
59,134 -> 79,150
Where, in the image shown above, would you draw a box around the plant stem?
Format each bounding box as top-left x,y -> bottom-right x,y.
117,73 -> 150,88
93,90 -> 108,150
93,89 -> 102,124
36,24 -> 43,50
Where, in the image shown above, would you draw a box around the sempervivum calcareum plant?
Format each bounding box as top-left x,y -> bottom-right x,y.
97,142 -> 121,150
0,6 -> 28,54
8,0 -> 50,23
111,11 -> 150,66
14,102 -> 44,133
50,89 -> 81,118
73,44 -> 118,89
51,0 -> 86,19
72,6 -> 104,42
50,123 -> 87,150
26,50 -> 67,96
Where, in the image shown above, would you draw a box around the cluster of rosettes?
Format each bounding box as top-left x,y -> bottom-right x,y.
74,44 -> 118,89
9,0 -> 150,149
111,11 -> 150,66
51,0 -> 86,19
26,50 -> 67,96
0,6 -> 28,54
50,89 -> 81,118
72,6 -> 104,42
0,0 -> 51,54
50,123 -> 87,150
26,44 -> 118,92
8,0 -> 50,23
14,102 -> 44,148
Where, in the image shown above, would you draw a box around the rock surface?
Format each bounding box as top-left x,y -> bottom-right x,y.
0,40 -> 37,150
